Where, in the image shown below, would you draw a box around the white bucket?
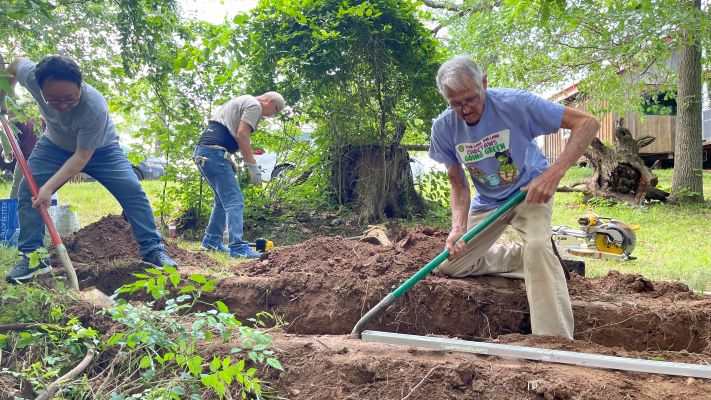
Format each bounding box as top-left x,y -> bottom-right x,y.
49,204 -> 81,237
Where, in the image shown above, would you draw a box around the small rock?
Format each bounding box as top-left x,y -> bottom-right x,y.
687,377 -> 697,386
290,388 -> 301,396
330,218 -> 342,226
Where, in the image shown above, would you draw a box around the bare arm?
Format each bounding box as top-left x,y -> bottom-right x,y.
523,106 -> 600,203
446,163 -> 472,259
234,120 -> 255,163
33,148 -> 94,209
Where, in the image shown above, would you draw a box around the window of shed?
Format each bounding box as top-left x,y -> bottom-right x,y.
643,92 -> 677,116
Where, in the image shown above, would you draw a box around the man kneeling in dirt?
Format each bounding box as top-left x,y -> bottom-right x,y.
429,56 -> 600,339
1,56 -> 177,282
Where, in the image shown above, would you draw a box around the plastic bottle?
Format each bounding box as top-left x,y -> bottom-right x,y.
168,223 -> 177,238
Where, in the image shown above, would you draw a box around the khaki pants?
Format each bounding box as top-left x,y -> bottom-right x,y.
439,200 -> 574,339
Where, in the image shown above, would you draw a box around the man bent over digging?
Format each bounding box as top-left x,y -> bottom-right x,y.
429,56 -> 600,339
1,55 -> 177,282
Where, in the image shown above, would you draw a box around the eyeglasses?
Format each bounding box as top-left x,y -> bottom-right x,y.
448,92 -> 482,112
41,91 -> 81,106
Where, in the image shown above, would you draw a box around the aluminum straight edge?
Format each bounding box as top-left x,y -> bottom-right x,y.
361,330 -> 711,379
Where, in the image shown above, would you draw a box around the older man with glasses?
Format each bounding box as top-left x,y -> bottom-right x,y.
0,55 -> 177,282
429,56 -> 600,340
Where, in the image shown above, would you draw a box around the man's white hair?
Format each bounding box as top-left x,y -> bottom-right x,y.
436,56 -> 484,95
259,91 -> 286,113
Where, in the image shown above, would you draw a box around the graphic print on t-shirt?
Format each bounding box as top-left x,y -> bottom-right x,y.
455,129 -> 520,187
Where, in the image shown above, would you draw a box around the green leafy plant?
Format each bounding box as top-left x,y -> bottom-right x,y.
105,266 -> 283,399
415,171 -> 450,209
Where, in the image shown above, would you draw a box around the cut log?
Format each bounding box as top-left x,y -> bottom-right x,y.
581,123 -> 669,204
359,226 -> 393,246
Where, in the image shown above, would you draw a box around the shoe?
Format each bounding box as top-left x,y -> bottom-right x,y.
201,239 -> 230,253
230,245 -> 261,259
142,248 -> 178,268
5,255 -> 52,283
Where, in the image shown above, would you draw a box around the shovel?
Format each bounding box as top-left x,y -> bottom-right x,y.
1,115 -> 114,307
351,190 -> 526,338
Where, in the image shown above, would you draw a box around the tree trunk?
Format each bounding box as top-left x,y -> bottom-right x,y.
671,0 -> 704,202
330,144 -> 426,223
582,123 -> 667,204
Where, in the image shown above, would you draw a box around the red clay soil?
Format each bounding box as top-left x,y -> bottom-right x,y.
57,215 -> 711,399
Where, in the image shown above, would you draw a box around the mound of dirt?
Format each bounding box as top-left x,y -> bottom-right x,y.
56,216 -> 711,399
54,215 -> 212,292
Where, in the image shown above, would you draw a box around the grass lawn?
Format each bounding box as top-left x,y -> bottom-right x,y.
1,180 -> 169,227
551,167 -> 711,292
1,168 -> 710,291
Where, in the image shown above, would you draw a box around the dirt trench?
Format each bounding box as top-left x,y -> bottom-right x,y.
57,215 -> 711,399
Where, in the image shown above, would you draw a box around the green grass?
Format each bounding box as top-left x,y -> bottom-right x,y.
415,167 -> 711,292
554,167 -> 711,292
1,180 -> 168,227
0,178 -> 251,278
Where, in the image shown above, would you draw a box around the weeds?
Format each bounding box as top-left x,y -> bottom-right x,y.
0,267 -> 284,399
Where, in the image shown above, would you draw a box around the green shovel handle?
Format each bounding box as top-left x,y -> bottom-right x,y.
391,190 -> 527,298
351,190 -> 527,338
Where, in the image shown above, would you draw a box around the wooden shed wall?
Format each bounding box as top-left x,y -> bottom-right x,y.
542,99 -> 675,162
623,113 -> 675,155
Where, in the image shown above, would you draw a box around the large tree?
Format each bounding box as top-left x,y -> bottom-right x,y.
672,0 -> 704,201
245,0 -> 445,222
426,0 -> 710,202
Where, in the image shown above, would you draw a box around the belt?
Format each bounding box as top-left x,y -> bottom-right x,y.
195,145 -> 239,172
196,144 -> 231,159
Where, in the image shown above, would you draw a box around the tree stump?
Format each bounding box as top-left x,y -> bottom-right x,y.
582,123 -> 669,204
331,144 -> 426,223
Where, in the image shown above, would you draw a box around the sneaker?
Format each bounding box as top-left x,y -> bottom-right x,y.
201,239 -> 230,253
142,248 -> 178,269
5,255 -> 52,283
230,245 -> 261,259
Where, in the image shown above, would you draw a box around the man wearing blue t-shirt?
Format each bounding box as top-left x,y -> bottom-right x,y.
429,56 -> 600,339
1,56 -> 177,282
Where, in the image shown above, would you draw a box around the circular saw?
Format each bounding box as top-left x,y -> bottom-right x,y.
552,214 -> 639,261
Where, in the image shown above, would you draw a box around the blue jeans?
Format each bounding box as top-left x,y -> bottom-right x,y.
18,138 -> 165,257
194,146 -> 247,249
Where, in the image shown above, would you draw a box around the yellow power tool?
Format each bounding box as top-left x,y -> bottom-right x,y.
552,214 -> 639,261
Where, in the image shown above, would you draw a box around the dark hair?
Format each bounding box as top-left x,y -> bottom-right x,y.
35,56 -> 82,88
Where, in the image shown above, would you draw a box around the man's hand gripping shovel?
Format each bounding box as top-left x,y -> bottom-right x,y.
0,114 -> 114,307
351,190 -> 526,338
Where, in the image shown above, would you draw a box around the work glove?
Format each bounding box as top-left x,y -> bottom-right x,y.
246,162 -> 262,185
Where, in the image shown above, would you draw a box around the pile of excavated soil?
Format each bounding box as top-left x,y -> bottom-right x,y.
57,215 -> 711,399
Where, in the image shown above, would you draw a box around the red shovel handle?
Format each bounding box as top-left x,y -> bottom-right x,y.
1,114 -> 80,292
0,115 -> 62,245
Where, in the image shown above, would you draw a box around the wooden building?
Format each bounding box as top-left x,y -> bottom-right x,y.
543,83 -> 709,167
542,51 -> 711,167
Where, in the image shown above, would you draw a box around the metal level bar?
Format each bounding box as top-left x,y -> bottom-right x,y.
361,330 -> 711,379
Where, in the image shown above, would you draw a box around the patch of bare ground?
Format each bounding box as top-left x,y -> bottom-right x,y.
51,215 -> 711,399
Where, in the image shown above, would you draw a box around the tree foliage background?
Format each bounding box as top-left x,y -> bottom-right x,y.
1,0 -> 709,223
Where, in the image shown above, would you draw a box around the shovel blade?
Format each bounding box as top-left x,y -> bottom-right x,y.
78,287 -> 115,307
